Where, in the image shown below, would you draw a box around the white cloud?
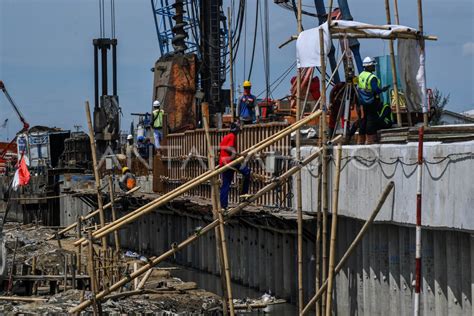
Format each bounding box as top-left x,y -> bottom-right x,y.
462,42 -> 474,56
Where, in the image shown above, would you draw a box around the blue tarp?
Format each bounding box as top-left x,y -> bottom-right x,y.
375,55 -> 401,105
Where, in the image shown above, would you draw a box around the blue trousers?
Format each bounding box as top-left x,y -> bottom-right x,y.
220,164 -> 251,209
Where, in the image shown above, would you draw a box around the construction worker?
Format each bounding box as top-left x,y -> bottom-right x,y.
137,135 -> 148,159
356,57 -> 390,144
152,100 -> 164,149
237,80 -> 258,124
219,122 -> 251,209
119,167 -> 137,192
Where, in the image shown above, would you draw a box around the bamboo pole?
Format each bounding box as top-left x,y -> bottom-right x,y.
74,109 -> 323,247
54,186 -> 140,239
136,268 -> 153,290
76,215 -> 82,273
227,7 -> 235,122
319,26 -> 329,316
315,149 -> 322,316
296,0 -> 304,311
69,145 -> 323,314
384,0 -> 403,127
85,101 -> 107,250
0,296 -> 48,303
301,181 -> 395,315
327,0 -> 334,25
107,176 -> 121,253
393,0 -> 400,24
87,231 -> 99,315
202,102 -> 234,316
417,0 -> 428,127
325,143 -> 342,315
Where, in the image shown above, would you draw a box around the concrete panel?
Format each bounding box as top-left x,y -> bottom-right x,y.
295,141 -> 474,231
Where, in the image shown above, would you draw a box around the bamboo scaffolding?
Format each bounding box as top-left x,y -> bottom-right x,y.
85,101 -> 107,250
319,27 -> 328,316
296,0 -> 304,312
69,138 -> 323,314
51,186 -> 140,239
74,109 -> 323,247
325,143 -> 342,315
384,0 -> 402,126
301,181 -> 395,315
202,102 -> 234,316
107,176 -> 121,253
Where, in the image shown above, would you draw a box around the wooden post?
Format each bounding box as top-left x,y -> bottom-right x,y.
64,254 -> 68,292
227,7 -> 235,122
296,0 -> 304,312
325,143 -> 342,315
32,256 -> 38,295
202,102 -> 234,316
319,26 -> 329,316
67,135 -> 324,314
107,175 -> 121,253
85,101 -> 108,250
384,0 -> 403,127
417,0 -> 428,127
76,215 -> 82,273
72,253 -> 77,290
301,182 -> 395,315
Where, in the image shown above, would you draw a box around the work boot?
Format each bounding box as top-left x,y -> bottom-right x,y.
365,134 -> 378,145
357,134 -> 366,145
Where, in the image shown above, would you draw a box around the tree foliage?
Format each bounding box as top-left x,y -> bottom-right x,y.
429,88 -> 450,125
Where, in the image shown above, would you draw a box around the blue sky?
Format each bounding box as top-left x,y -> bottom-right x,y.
0,0 -> 473,140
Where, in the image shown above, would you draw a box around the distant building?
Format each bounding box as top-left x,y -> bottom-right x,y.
438,109 -> 474,125
462,109 -> 474,119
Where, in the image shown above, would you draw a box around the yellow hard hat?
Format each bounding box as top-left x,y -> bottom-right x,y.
122,166 -> 130,174
243,80 -> 252,88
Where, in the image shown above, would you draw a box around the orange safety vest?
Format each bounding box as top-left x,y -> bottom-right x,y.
126,176 -> 136,190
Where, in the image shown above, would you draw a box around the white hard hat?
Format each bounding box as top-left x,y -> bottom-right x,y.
363,56 -> 377,67
127,134 -> 133,140
153,100 -> 161,107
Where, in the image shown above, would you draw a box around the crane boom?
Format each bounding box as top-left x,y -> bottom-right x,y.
0,81 -> 29,132
0,80 -> 30,160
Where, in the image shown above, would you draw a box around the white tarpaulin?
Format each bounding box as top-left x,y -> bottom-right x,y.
296,20 -> 418,69
398,39 -> 424,112
296,22 -> 331,68
332,20 -> 417,37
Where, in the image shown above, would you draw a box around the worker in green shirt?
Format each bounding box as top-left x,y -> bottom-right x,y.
152,100 -> 164,149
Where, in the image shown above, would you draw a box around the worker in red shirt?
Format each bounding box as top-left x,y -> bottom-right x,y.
219,122 -> 251,209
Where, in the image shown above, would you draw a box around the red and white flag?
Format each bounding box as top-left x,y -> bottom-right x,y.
12,155 -> 30,191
